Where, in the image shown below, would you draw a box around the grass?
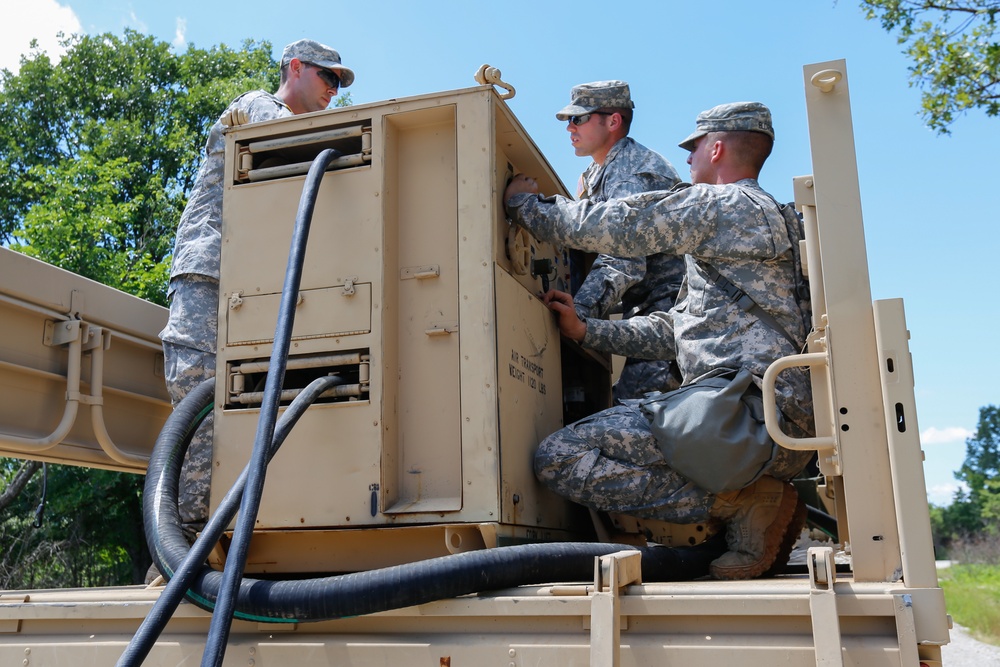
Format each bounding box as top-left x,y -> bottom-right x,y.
938,563 -> 1000,646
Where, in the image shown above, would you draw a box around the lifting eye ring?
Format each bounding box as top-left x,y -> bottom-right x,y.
810,69 -> 843,94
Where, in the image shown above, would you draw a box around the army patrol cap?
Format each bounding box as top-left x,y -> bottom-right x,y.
556,80 -> 635,120
678,101 -> 774,151
281,39 -> 355,88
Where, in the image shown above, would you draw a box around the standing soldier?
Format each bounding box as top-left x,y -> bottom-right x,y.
554,80 -> 684,401
160,39 -> 355,547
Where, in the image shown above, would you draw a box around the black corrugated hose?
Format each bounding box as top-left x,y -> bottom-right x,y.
119,374 -> 345,667
201,148 -> 342,666
134,373 -> 724,624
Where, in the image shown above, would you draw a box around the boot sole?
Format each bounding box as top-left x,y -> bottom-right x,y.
760,496 -> 808,577
709,482 -> 801,580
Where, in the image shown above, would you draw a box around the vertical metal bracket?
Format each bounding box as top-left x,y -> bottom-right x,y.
590,550 -> 641,667
892,594 -> 920,666
808,546 -> 844,666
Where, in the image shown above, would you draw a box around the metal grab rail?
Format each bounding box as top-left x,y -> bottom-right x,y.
0,323 -> 84,453
89,328 -> 148,468
762,351 -> 837,451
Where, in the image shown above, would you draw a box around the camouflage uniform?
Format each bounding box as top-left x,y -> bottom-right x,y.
574,137 -> 686,401
160,39 -> 354,539
507,126 -> 814,522
558,82 -> 685,401
160,280 -> 216,541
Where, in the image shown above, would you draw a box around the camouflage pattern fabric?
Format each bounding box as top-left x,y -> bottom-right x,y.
281,39 -> 355,87
571,137 -> 684,399
555,80 -> 635,119
508,178 -> 815,511
533,402 -> 715,522
678,101 -> 774,152
162,338 -> 215,542
614,358 -> 679,405
575,137 -> 680,206
160,275 -> 219,542
160,275 -> 219,354
535,400 -> 810,522
168,91 -> 292,282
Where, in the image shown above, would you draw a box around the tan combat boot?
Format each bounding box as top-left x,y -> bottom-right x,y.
708,475 -> 805,580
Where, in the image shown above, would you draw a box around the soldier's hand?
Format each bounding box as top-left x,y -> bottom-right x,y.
504,173 -> 539,204
542,290 -> 586,342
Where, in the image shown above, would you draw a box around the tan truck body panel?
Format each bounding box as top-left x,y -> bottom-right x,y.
0,59 -> 950,665
0,247 -> 169,471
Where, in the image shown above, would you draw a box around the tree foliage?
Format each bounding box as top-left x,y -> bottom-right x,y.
0,30 -> 351,588
0,461 -> 149,588
0,29 -> 353,304
0,30 -> 280,588
932,405 -> 1000,550
958,405 -> 1000,489
860,0 -> 1000,133
958,405 -> 1000,528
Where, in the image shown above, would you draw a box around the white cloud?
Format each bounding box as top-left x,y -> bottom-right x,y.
127,10 -> 148,35
0,0 -> 82,74
173,18 -> 188,51
921,426 -> 974,445
926,481 -> 967,506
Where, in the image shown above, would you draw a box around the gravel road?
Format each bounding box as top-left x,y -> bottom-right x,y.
940,622 -> 1000,665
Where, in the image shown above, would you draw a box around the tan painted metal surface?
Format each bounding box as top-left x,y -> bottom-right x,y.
211,85 -> 602,571
0,60 -> 950,665
0,247 -> 170,472
0,573 -> 943,665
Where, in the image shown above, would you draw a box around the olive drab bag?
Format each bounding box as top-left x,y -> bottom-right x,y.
638,198 -> 812,494
638,367 -> 775,494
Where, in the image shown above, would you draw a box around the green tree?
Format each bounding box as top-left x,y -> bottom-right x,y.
0,30 -> 277,304
981,478 -> 1000,522
928,406 -> 1000,553
0,30 -> 352,588
936,487 -> 987,538
860,0 -> 1000,133
958,405 -> 1000,525
0,29 -> 349,304
0,461 -> 149,588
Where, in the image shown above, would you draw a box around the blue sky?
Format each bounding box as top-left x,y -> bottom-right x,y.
5,0 -> 998,506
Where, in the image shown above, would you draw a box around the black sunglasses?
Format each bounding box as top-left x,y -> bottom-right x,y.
569,111 -> 614,126
305,63 -> 340,89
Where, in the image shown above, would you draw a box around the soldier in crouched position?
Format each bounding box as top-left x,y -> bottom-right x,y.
504,102 -> 813,579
